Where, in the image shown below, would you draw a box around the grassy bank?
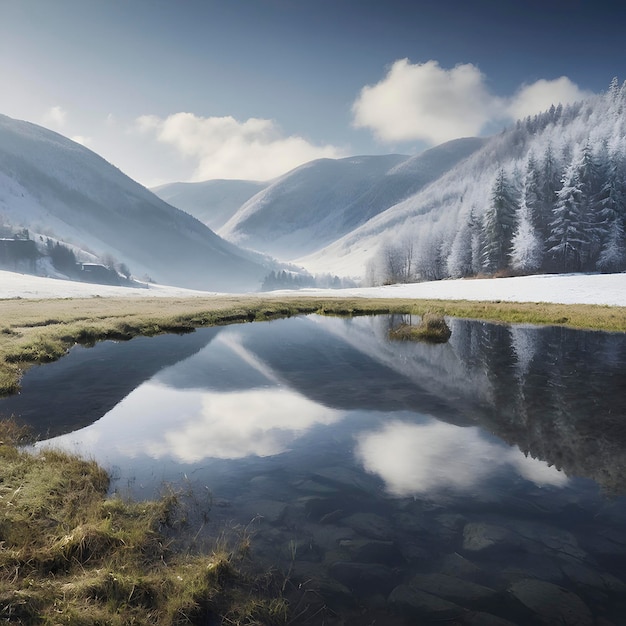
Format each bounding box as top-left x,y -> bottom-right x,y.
0,420 -> 289,625
0,294 -> 625,395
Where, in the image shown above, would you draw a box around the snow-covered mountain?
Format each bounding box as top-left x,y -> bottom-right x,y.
0,114 -> 270,292
298,84 -> 626,282
4,84 -> 624,292
151,179 -> 267,231
218,138 -> 486,259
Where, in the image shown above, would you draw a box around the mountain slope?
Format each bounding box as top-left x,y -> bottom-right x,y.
219,138 -> 485,260
151,179 -> 267,231
0,114 -> 269,292
298,88 -> 626,281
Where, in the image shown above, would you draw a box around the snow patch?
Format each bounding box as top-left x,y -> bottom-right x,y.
1,269 -> 625,307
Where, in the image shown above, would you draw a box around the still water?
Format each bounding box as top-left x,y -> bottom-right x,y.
2,315 -> 626,625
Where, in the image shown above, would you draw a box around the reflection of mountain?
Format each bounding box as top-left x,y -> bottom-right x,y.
154,333 -> 273,392
309,315 -> 626,495
154,317 -> 464,420
6,315 -> 625,494
228,316 -> 466,420
0,328 -> 219,436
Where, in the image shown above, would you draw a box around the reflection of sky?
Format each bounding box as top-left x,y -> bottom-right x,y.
42,382 -> 342,463
355,420 -> 568,496
37,318 -> 568,500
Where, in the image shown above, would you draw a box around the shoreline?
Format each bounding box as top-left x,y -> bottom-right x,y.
1,294 -> 625,396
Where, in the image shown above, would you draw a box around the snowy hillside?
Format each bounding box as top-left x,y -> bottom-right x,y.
219,138 -> 485,259
0,114 -> 270,292
299,83 -> 626,282
151,179 -> 267,231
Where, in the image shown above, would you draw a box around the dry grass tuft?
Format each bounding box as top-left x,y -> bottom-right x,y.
389,312 -> 452,343
0,419 -> 291,624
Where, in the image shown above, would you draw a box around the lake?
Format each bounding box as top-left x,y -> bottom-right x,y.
2,314 -> 626,625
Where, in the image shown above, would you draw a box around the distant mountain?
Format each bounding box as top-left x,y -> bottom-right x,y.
151,179 -> 267,231
298,84 -> 626,282
219,138 -> 485,260
0,114 -> 270,292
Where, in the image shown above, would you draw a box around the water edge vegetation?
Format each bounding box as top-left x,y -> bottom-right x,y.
1,294 -> 625,396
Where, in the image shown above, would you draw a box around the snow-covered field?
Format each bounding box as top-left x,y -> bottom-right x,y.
1,269 -> 625,306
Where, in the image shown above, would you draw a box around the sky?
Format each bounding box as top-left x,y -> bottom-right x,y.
1,0 -> 626,187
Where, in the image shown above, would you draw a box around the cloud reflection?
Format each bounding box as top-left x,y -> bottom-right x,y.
146,387 -> 342,461
355,420 -> 568,496
43,382 -> 342,464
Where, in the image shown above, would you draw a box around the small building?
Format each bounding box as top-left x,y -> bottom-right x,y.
78,263 -> 120,285
0,238 -> 38,273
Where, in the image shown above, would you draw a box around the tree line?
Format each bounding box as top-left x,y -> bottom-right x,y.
368,79 -> 626,284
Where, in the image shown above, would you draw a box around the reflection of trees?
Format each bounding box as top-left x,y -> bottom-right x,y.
472,324 -> 626,495
307,316 -> 626,495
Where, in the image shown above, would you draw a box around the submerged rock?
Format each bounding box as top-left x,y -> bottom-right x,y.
388,584 -> 464,621
409,572 -> 498,608
509,578 -> 593,626
311,466 -> 376,493
338,538 -> 405,566
463,522 -> 516,552
329,561 -> 399,596
341,512 -> 393,540
506,520 -> 587,560
246,499 -> 288,525
300,496 -> 347,521
462,611 -> 519,626
439,552 -> 485,582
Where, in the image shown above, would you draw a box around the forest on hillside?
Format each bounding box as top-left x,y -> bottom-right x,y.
368,79 -> 626,285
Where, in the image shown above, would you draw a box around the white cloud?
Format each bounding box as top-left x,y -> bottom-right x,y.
507,77 -> 591,120
135,112 -> 344,181
352,59 -> 501,145
42,105 -> 67,129
352,59 -> 591,146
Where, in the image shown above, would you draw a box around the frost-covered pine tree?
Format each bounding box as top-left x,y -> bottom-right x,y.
576,142 -> 604,269
537,144 -> 562,238
447,204 -> 483,277
546,154 -> 586,271
482,169 -> 518,273
511,154 -> 543,272
598,148 -> 626,271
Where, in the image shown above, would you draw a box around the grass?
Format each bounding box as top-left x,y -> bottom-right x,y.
0,419 -> 289,625
389,312 -> 452,343
0,294 -> 624,395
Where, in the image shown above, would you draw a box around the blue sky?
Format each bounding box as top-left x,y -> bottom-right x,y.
1,0 -> 625,186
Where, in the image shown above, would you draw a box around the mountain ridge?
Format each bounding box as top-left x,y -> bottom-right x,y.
0,114 -> 270,292
217,138 -> 486,260
152,179 -> 268,232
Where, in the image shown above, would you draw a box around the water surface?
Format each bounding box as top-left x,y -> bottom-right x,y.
2,315 -> 625,625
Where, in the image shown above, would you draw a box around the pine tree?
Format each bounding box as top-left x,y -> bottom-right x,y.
576,142 -> 603,269
511,154 -> 543,272
511,210 -> 543,273
447,207 -> 474,278
598,149 -> 626,271
537,144 -> 562,240
482,169 -> 518,273
546,156 -> 586,271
